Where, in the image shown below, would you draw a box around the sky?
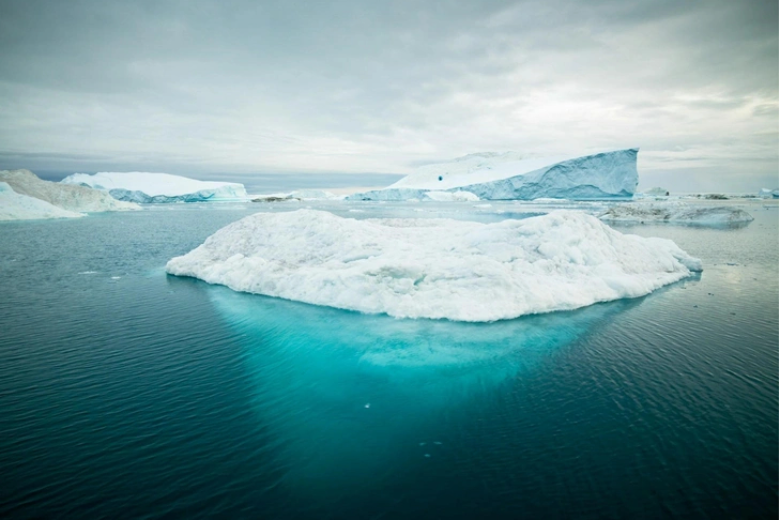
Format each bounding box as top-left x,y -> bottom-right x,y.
0,0 -> 777,192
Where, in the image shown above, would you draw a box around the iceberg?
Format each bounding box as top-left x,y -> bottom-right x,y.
61,172 -> 247,203
0,182 -> 85,221
1,169 -> 139,212
347,149 -> 639,201
758,188 -> 779,199
641,187 -> 670,197
166,209 -> 701,322
600,202 -> 754,226
251,189 -> 340,202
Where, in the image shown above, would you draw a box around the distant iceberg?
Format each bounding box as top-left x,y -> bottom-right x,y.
61,172 -> 247,203
758,188 -> 779,199
166,209 -> 701,322
252,189 -> 340,202
601,202 -> 754,226
347,149 -> 639,201
641,187 -> 670,197
0,181 -> 85,221
1,169 -> 139,212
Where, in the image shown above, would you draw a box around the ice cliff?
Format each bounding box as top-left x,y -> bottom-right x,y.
347,149 -> 639,201
0,169 -> 140,212
0,182 -> 85,221
61,172 -> 247,203
166,209 -> 701,322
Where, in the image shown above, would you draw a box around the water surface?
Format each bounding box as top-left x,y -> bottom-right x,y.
0,200 -> 776,518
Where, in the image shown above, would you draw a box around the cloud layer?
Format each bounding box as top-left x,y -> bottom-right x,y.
0,0 -> 776,191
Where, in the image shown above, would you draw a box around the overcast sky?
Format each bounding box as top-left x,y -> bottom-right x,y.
0,0 -> 777,191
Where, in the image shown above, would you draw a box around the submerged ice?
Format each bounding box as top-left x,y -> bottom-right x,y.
166,209 -> 702,321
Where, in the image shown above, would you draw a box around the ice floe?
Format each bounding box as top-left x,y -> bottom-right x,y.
600,202 -> 754,226
166,209 -> 701,321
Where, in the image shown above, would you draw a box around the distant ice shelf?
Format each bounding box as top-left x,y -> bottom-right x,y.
61,172 -> 248,203
600,202 -> 754,226
166,209 -> 701,322
347,149 -> 639,201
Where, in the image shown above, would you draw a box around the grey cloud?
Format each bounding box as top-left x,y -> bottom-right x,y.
0,0 -> 776,191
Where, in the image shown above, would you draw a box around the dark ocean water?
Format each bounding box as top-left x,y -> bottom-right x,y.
0,201 -> 776,519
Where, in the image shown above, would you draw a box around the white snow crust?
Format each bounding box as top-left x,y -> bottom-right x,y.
347,149 -> 638,201
0,182 -> 85,221
166,209 -> 702,322
1,169 -> 139,212
600,202 -> 754,225
61,172 -> 247,203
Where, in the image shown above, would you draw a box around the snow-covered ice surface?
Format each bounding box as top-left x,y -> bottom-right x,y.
166,209 -> 701,322
601,202 -> 754,226
1,169 -> 140,212
347,149 -> 638,201
0,182 -> 85,221
61,172 -> 247,203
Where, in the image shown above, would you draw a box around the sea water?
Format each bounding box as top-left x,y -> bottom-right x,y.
0,200 -> 776,518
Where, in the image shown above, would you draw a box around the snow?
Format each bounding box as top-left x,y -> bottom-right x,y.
0,182 -> 85,221
166,209 -> 701,322
1,169 -> 140,212
600,202 -> 754,225
61,172 -> 247,203
347,149 -> 638,201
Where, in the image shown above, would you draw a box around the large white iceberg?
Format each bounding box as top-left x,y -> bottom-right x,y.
1,169 -> 139,212
347,149 -> 639,201
0,182 -> 85,221
61,172 -> 247,203
166,209 -> 701,322
600,202 -> 754,226
758,188 -> 779,199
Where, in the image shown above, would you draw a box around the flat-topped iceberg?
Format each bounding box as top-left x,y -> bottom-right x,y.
166,209 -> 701,322
0,182 -> 85,221
347,149 -> 639,201
1,169 -> 139,212
601,202 -> 754,226
61,172 -> 247,203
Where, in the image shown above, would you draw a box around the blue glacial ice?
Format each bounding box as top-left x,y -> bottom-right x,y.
198,281 -> 645,494
346,149 -> 639,201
